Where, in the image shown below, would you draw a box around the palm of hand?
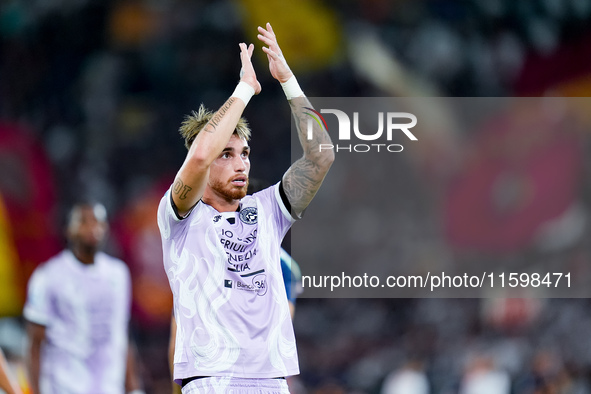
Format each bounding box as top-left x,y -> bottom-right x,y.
258,23 -> 293,83
268,51 -> 292,83
239,42 -> 262,94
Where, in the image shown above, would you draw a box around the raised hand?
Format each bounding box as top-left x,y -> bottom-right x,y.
257,23 -> 293,83
239,42 -> 262,94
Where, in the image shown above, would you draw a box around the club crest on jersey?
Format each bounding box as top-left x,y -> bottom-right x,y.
239,207 -> 257,225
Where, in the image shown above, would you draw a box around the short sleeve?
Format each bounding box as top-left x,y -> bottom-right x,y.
274,182 -> 296,232
157,189 -> 192,242
23,267 -> 51,326
253,183 -> 295,238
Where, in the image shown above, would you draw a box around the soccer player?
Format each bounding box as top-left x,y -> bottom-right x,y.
158,23 -> 334,393
24,202 -> 143,394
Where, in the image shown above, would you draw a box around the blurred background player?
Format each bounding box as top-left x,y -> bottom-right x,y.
381,359 -> 429,394
23,202 -> 144,394
280,248 -> 302,319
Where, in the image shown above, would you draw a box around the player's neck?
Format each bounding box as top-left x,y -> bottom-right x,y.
202,188 -> 240,212
71,244 -> 97,265
202,196 -> 240,212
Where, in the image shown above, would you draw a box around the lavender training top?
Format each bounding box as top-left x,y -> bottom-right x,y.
157,182 -> 299,382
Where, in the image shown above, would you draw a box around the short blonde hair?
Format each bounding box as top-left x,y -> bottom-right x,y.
179,104 -> 251,150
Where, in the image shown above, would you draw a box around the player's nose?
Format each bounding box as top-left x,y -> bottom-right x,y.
234,155 -> 247,172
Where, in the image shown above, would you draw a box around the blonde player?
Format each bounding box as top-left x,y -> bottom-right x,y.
158,23 -> 333,393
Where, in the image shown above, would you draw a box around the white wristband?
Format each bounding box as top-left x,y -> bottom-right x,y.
232,82 -> 255,106
281,76 -> 304,100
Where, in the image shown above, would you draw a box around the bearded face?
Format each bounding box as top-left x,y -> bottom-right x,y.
205,134 -> 251,204
209,175 -> 249,201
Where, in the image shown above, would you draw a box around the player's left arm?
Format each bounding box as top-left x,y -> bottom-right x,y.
257,23 -> 335,218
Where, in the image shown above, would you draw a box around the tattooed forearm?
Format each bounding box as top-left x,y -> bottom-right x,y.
289,97 -> 333,158
283,159 -> 325,216
283,97 -> 335,217
173,178 -> 193,200
205,97 -> 236,133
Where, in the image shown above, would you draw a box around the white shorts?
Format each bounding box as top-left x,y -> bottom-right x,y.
181,377 -> 290,394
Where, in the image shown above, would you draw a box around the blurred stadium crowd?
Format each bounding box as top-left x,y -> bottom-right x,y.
2,0 -> 591,392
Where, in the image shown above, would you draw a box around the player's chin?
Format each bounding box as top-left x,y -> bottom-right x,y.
227,185 -> 247,200
229,179 -> 248,196
79,235 -> 102,249
235,187 -> 248,200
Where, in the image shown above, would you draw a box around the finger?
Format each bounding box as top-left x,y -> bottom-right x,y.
239,43 -> 254,71
247,43 -> 254,58
257,25 -> 275,40
262,46 -> 280,60
239,43 -> 248,63
267,22 -> 274,35
257,33 -> 275,47
240,43 -> 252,61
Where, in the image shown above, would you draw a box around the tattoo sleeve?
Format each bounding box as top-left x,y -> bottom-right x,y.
283,96 -> 335,218
204,97 -> 236,133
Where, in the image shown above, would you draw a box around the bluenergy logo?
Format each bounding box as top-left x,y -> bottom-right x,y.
305,108 -> 417,153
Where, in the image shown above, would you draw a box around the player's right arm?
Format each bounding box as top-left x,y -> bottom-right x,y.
171,43 -> 261,216
26,322 -> 45,394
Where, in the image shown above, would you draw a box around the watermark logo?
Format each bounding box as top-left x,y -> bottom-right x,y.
305,108 -> 417,153
304,107 -> 329,140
